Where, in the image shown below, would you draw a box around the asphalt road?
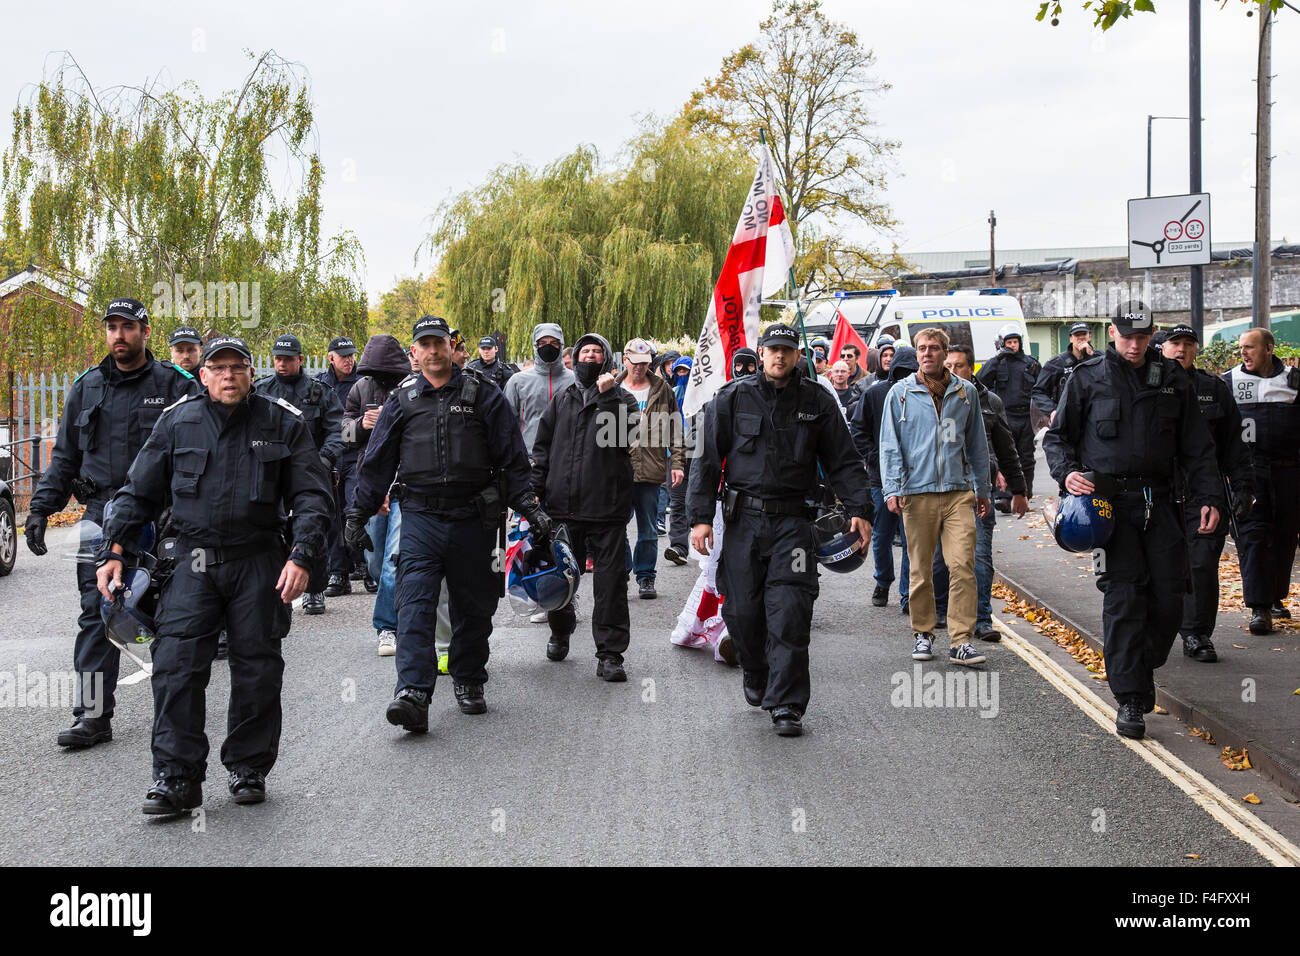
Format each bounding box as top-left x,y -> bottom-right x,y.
0,518 -> 1288,866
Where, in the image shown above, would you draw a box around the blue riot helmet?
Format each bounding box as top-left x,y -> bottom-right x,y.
812,507 -> 866,573
101,565 -> 159,674
1046,493 -> 1115,553
506,533 -> 580,615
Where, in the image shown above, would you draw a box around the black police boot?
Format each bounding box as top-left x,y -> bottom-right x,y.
974,625 -> 1001,642
350,560 -> 366,581
546,634 -> 569,661
57,715 -> 112,749
227,769 -> 267,805
323,574 -> 351,597
871,586 -> 888,607
934,612 -> 947,630
596,658 -> 627,682
638,578 -> 657,600
142,777 -> 202,816
994,497 -> 1012,514
1249,607 -> 1273,635
1115,698 -> 1146,739
386,688 -> 430,733
1271,601 -> 1291,620
215,630 -> 229,660
742,670 -> 766,707
1182,633 -> 1218,663
362,571 -> 378,594
771,706 -> 803,737
303,592 -> 326,615
454,682 -> 487,715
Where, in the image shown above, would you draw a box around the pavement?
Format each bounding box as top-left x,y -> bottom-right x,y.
994,441 -> 1300,802
0,508 -> 1297,866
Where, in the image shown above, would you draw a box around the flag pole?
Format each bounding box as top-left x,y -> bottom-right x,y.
760,129 -> 816,377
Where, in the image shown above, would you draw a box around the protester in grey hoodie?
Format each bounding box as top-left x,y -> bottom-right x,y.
504,322 -> 575,454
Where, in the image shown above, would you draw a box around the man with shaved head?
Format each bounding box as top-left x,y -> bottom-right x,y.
1224,327 -> 1300,635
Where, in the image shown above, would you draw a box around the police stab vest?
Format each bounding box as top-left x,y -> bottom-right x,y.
396,371 -> 493,491
1225,363 -> 1300,461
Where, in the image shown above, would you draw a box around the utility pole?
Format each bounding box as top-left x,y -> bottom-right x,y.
988,209 -> 997,287
1253,2 -> 1273,330
1188,0 -> 1204,339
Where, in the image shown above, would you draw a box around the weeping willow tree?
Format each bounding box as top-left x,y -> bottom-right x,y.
430,120 -> 753,353
0,49 -> 366,373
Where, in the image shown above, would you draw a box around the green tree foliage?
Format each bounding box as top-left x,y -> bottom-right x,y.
0,49 -> 366,372
373,272 -> 444,337
682,0 -> 899,281
1036,1 -> 1281,31
429,120 -> 753,353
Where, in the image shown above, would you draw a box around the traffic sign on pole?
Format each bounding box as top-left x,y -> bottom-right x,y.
1128,192 -> 1211,269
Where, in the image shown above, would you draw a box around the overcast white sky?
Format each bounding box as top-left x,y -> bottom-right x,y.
3,0 -> 1294,297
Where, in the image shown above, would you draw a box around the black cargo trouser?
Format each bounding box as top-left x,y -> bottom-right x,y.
1096,493 -> 1188,703
715,509 -> 819,713
1235,462 -> 1300,609
1181,500 -> 1227,637
327,459 -> 357,576
1006,412 -> 1036,497
150,547 -> 291,782
73,498 -> 120,718
548,520 -> 630,663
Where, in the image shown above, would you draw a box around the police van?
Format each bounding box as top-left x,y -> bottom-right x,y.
797,289 -> 1029,365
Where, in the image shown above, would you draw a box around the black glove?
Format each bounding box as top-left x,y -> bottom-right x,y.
1234,493 -> 1254,521
344,510 -> 373,552
70,476 -> 96,503
24,514 -> 47,556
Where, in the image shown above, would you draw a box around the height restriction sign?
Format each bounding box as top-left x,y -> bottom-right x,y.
1128,192 -> 1211,268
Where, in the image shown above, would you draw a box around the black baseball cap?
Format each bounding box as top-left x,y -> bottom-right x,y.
202,336 -> 253,363
103,298 -> 149,325
1068,322 -> 1090,336
168,326 -> 202,345
1166,324 -> 1198,343
412,315 -> 451,341
271,334 -> 303,356
478,336 -> 498,349
759,324 -> 800,349
1112,301 -> 1154,336
327,336 -> 356,356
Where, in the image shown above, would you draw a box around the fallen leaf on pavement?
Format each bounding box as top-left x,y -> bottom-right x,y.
1243,793 -> 1261,805
1154,705 -> 1169,715
1190,727 -> 1217,745
1221,747 -> 1252,771
1184,853 -> 1201,860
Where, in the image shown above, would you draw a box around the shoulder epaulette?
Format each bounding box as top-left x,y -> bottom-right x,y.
163,393 -> 196,413
399,373 -> 419,388
170,363 -> 194,381
275,397 -> 304,417
73,366 -> 96,384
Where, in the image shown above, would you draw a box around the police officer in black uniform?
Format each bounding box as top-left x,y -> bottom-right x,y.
96,335 -> 332,815
1043,302 -> 1221,740
346,316 -> 544,731
255,333 -> 344,614
1223,327 -> 1300,634
688,325 -> 873,738
24,297 -> 198,748
316,335 -> 361,595
468,335 -> 515,391
165,326 -> 203,374
977,324 -> 1042,500
1031,321 -> 1095,425
1157,325 -> 1253,661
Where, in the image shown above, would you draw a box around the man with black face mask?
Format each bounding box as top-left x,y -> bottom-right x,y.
532,333 -> 639,680
731,348 -> 758,379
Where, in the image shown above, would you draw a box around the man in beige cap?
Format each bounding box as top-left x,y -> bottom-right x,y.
623,338 -> 685,599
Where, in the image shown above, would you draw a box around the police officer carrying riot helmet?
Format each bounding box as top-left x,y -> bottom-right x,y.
688,325 -> 872,737
1043,302 -> 1221,740
346,316 -> 545,731
96,335 -> 334,815
24,297 -> 198,749
255,333 -> 344,614
1157,325 -> 1253,662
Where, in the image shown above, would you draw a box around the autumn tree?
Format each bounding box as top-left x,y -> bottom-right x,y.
0,49 -> 366,374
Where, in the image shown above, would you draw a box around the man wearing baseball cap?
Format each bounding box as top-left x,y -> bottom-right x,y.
1161,325 -> 1253,662
622,338 -> 685,598
166,326 -> 203,374
688,324 -> 872,737
1032,321 -> 1095,428
254,334 -> 345,614
316,336 -> 362,596
468,334 -> 515,392
97,333 -> 333,814
24,297 -> 199,749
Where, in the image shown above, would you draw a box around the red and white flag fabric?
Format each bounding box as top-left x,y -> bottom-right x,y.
681,145 -> 795,418
829,304 -> 870,363
670,502 -> 731,662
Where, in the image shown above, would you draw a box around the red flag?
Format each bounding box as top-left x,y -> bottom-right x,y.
829,305 -> 869,363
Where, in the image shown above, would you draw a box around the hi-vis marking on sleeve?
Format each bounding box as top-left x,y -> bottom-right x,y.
275,397 -> 304,416
163,394 -> 194,413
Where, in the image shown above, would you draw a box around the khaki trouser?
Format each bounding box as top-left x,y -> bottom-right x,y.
900,490 -> 978,646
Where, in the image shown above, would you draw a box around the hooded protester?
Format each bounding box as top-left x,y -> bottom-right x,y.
503,322 -> 575,455
874,336 -> 897,383
731,348 -> 758,379
343,333 -> 422,653
850,345 -> 919,612
531,332 -> 639,681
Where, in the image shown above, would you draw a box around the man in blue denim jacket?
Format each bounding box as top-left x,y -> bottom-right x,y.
879,327 -> 992,667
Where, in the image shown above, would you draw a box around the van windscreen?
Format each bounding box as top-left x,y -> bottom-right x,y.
907,320 -> 973,351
